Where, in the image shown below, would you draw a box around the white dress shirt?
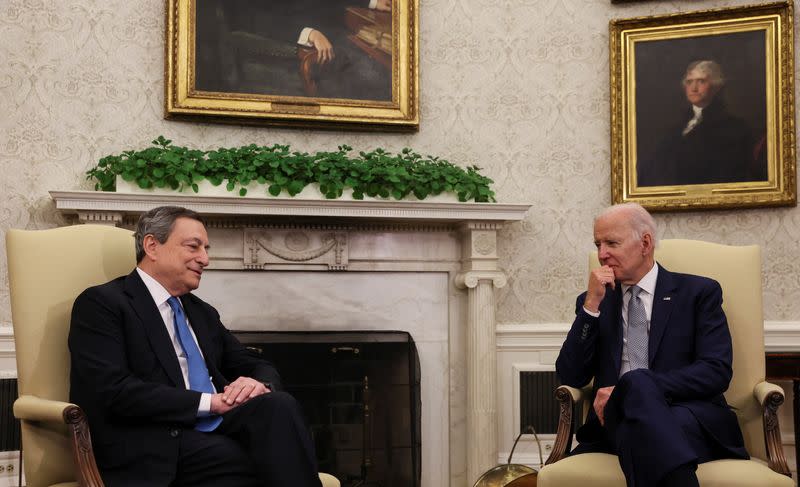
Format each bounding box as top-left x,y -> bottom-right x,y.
136,268 -> 214,416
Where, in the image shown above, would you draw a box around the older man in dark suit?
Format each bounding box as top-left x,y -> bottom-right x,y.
69,206 -> 322,487
556,203 -> 748,487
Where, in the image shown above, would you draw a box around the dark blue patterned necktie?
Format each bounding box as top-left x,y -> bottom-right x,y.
167,296 -> 222,432
627,285 -> 649,371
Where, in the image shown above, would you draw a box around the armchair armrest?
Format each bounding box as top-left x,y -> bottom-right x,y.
547,384 -> 593,465
14,395 -> 105,487
753,382 -> 791,476
14,395 -> 77,422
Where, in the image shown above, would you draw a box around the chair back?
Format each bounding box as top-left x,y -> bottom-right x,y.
7,225 -> 135,486
590,239 -> 766,461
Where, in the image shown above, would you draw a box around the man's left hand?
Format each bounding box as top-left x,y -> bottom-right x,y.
376,0 -> 391,11
593,386 -> 614,426
222,376 -> 271,406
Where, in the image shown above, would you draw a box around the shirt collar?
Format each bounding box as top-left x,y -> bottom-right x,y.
622,262 -> 658,296
136,267 -> 174,308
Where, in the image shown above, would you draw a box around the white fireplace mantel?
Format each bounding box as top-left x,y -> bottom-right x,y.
50,190 -> 529,225
50,190 -> 531,487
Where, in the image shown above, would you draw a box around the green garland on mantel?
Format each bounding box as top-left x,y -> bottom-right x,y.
86,136 -> 496,202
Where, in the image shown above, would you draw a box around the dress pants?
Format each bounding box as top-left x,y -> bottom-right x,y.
173,391 -> 322,487
574,369 -> 713,487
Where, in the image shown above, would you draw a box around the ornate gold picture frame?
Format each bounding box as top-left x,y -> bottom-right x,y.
610,2 -> 795,211
165,0 -> 418,131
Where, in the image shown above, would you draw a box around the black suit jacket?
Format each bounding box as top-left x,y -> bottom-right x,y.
556,265 -> 748,459
68,270 -> 281,485
637,97 -> 755,187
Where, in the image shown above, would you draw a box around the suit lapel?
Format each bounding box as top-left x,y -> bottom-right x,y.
607,285 -> 624,375
123,271 -> 185,388
649,264 -> 677,367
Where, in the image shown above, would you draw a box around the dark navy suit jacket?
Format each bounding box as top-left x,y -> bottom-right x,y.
68,270 -> 282,486
556,264 -> 747,459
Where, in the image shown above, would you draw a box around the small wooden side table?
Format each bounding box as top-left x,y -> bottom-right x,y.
765,352 -> 800,474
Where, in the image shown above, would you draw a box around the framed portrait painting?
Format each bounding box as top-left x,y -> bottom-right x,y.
165,0 -> 418,130
610,2 -> 795,211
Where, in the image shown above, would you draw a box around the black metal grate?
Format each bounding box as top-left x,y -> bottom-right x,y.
0,378 -> 21,451
519,371 -> 560,435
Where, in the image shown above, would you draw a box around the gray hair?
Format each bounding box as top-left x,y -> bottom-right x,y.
683,60 -> 725,89
134,206 -> 204,262
595,203 -> 658,247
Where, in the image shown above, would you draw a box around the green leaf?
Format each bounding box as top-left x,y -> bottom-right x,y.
226,181 -> 235,192
239,187 -> 247,196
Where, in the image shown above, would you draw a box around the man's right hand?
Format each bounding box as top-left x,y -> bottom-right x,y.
308,30 -> 334,64
210,393 -> 238,415
584,265 -> 615,312
593,386 -> 614,426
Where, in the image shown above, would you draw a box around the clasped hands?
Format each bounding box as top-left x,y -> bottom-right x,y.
210,376 -> 271,415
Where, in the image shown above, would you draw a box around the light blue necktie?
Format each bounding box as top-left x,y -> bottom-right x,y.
627,285 -> 649,371
167,296 -> 222,432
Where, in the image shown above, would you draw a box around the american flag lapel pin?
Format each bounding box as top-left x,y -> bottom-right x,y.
663,296 -> 671,301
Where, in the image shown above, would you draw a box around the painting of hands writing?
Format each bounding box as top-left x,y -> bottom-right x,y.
165,0 -> 419,130
609,2 -> 795,211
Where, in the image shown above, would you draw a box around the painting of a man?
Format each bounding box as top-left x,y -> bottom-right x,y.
195,0 -> 392,101
632,29 -> 768,189
637,60 -> 765,187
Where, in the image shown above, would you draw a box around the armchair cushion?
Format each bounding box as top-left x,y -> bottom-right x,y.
538,453 -> 793,487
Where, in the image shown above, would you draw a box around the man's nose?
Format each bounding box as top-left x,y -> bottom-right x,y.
198,248 -> 210,266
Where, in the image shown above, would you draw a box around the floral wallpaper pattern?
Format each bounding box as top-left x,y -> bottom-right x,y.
0,0 -> 798,326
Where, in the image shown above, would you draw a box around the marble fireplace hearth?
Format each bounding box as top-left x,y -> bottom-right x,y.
50,190 -> 530,487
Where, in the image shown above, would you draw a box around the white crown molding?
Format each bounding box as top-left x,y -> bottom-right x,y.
50,190 -> 532,223
497,321 -> 800,352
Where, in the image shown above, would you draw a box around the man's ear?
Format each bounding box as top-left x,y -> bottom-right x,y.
641,233 -> 653,255
141,234 -> 160,261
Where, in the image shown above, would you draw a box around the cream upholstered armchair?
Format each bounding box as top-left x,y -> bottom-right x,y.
538,239 -> 792,487
7,225 -> 339,487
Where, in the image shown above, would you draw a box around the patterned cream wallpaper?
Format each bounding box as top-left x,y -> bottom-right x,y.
0,0 -> 798,326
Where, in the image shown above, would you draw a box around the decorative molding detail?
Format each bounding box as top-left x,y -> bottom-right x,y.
455,270 -> 507,289
473,232 -> 496,256
50,190 -> 531,224
245,229 -> 349,270
0,325 -> 15,378
77,210 -> 122,225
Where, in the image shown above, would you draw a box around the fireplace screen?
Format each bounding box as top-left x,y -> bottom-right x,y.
233,330 -> 421,487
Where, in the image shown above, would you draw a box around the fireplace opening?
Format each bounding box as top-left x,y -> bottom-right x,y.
233,330 -> 422,487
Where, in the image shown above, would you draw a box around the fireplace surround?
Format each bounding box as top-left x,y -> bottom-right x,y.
50,190 -> 530,486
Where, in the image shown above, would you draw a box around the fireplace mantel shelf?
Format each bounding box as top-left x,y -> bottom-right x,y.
50,190 -> 531,224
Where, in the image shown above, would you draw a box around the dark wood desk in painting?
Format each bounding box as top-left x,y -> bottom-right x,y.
765,352 -> 800,473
